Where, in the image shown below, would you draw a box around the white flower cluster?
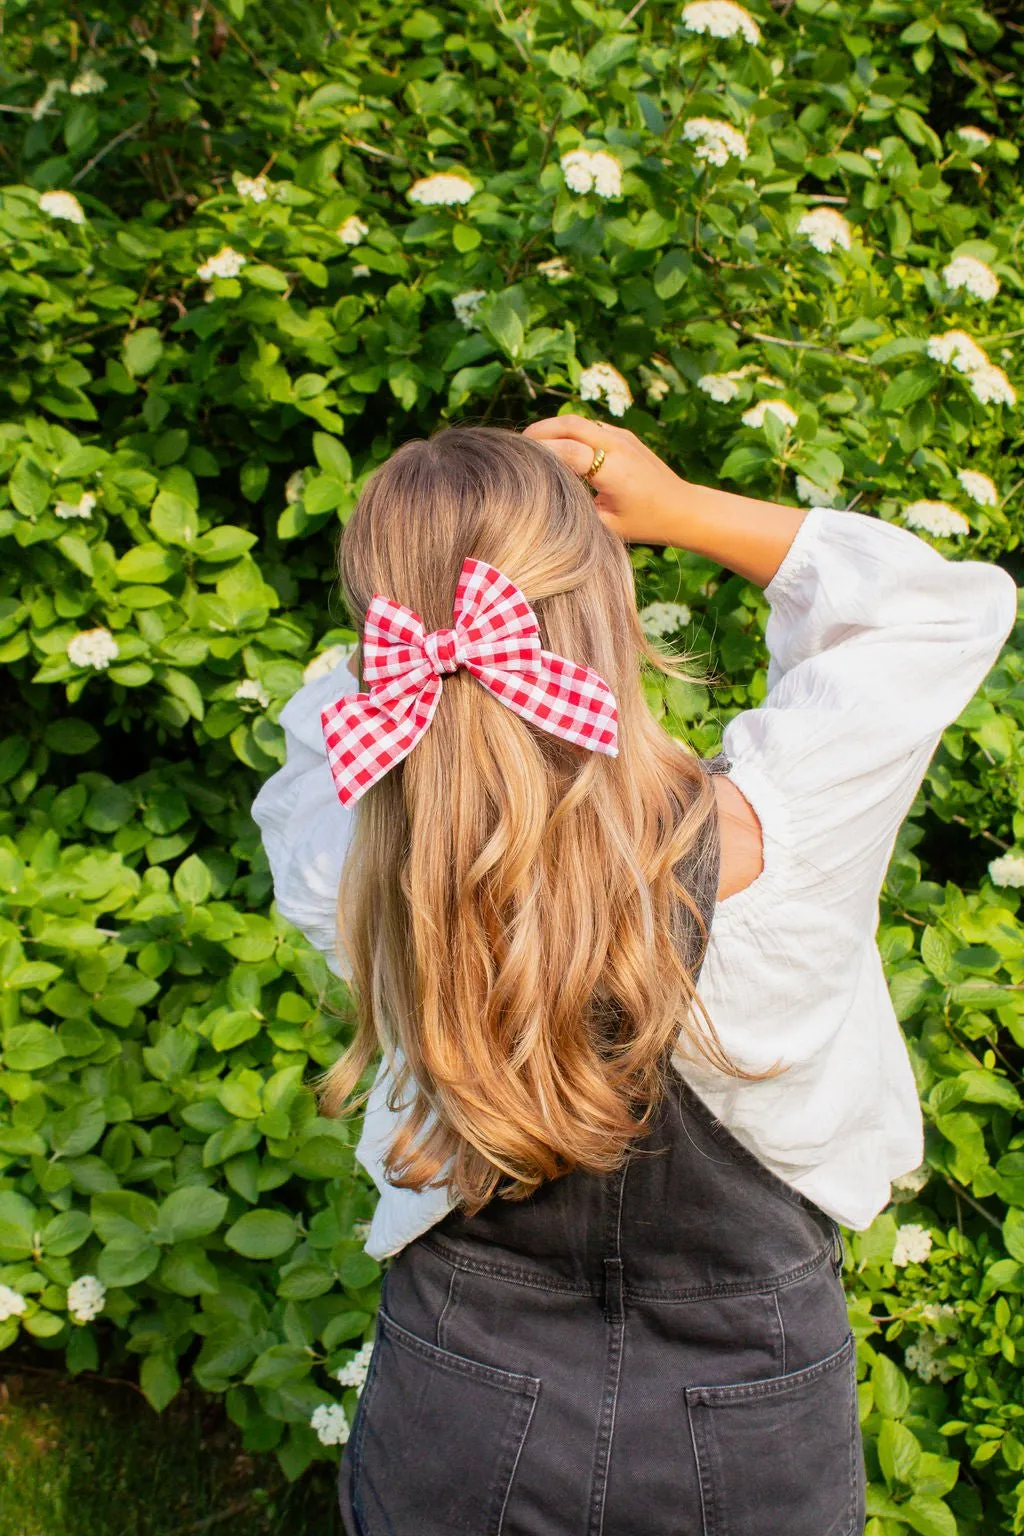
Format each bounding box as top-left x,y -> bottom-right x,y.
335,1340 -> 375,1391
969,365 -> 1016,406
235,679 -> 270,708
453,289 -> 487,329
796,207 -> 852,255
919,1301 -> 959,1334
40,190 -> 86,226
926,330 -> 1016,407
310,1402 -> 350,1446
0,1284 -> 28,1322
68,628 -> 119,670
697,373 -> 740,403
682,118 -> 748,167
926,329 -> 989,373
902,501 -> 970,538
942,254 -> 1000,302
69,67 -> 107,97
560,149 -> 623,199
890,1162 -> 930,1199
579,362 -> 633,418
988,851 -> 1024,889
407,173 -> 475,207
795,476 -> 840,507
285,470 -> 305,505
67,1274 -> 106,1322
337,215 -> 369,245
863,146 -> 883,165
32,79 -> 65,120
904,1334 -> 958,1384
742,399 -> 798,430
55,491 -> 97,520
304,644 -> 355,684
892,1223 -> 933,1267
536,256 -> 572,282
956,126 -> 992,148
639,602 -> 693,639
197,246 -> 246,282
681,1 -> 761,45
236,174 -> 272,203
957,469 -> 998,507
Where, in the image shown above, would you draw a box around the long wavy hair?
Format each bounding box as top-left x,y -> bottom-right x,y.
317,425 -> 761,1216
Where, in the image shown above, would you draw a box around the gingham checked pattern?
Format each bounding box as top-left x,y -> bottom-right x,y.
321,557 -> 619,807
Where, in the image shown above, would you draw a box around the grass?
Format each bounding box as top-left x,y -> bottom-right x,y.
0,1349 -> 344,1536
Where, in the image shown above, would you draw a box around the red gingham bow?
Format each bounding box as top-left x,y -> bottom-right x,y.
321,557 -> 619,807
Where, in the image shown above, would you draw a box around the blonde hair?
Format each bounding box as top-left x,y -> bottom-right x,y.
317,425 -> 757,1216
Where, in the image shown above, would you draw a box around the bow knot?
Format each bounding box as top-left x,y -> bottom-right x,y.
423,626 -> 462,676
322,556 -> 618,807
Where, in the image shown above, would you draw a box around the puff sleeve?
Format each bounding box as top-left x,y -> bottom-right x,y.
250,653 -> 361,981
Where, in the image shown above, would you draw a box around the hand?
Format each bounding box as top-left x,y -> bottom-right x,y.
522,416 -> 688,546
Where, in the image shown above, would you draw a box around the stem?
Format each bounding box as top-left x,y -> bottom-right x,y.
942,1176 -> 1002,1231
730,323 -> 871,364
70,121 -> 146,188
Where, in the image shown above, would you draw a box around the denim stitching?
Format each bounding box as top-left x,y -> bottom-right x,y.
685,1329 -> 855,1406
589,1161 -> 630,1536
773,1289 -> 787,1377
420,1234 -> 835,1303
496,1388 -> 539,1536
379,1306 -> 541,1394
436,1265 -> 458,1350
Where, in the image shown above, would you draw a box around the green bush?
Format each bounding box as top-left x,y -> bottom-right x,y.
0,0 -> 1022,1524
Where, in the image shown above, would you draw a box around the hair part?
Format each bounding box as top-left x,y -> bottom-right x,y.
314,425 -> 777,1216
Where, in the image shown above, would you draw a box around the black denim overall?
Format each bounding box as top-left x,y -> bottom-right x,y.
339,754 -> 866,1536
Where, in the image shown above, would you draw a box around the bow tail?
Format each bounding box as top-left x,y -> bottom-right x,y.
468,654 -> 619,757
322,676 -> 443,807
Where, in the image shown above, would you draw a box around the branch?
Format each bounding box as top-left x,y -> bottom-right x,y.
729,323 -> 870,364
70,121 -> 146,187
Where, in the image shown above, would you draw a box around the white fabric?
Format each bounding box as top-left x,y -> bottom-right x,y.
251,506 -> 1018,1259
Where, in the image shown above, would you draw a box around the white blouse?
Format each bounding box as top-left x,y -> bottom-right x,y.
251,505 -> 1018,1261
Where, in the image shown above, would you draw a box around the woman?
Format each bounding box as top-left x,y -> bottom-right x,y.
252,421 -> 1016,1535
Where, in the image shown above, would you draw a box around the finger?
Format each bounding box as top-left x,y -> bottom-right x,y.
523,415 -> 609,450
527,436 -> 595,477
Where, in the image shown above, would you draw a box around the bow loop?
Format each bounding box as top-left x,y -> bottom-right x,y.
322,556 -> 618,807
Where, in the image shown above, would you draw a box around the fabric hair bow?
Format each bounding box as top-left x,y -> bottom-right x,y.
322,557 -> 619,807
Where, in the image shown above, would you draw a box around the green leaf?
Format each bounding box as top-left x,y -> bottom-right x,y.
0,1192 -> 38,1261
872,1354 -> 911,1419
43,719 -> 100,755
485,295 -> 524,360
41,1210 -> 92,1256
140,1351 -> 181,1412
123,328 -> 164,379
902,1494 -> 958,1536
224,1210 -> 298,1259
1004,1208 -> 1024,1263
878,1418 -> 922,1487
116,543 -> 181,584
153,1186 -> 229,1244
173,854 -> 212,906
312,433 -> 352,481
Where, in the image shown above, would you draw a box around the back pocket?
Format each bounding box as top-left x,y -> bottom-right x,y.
685,1330 -> 863,1536
351,1307 -> 540,1536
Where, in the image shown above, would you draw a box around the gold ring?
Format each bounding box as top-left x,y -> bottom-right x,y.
584,446 -> 606,480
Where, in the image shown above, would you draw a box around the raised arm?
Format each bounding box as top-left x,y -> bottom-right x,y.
521,416 -> 808,586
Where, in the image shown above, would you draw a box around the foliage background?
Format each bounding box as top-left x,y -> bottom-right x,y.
0,0 -> 1023,1531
